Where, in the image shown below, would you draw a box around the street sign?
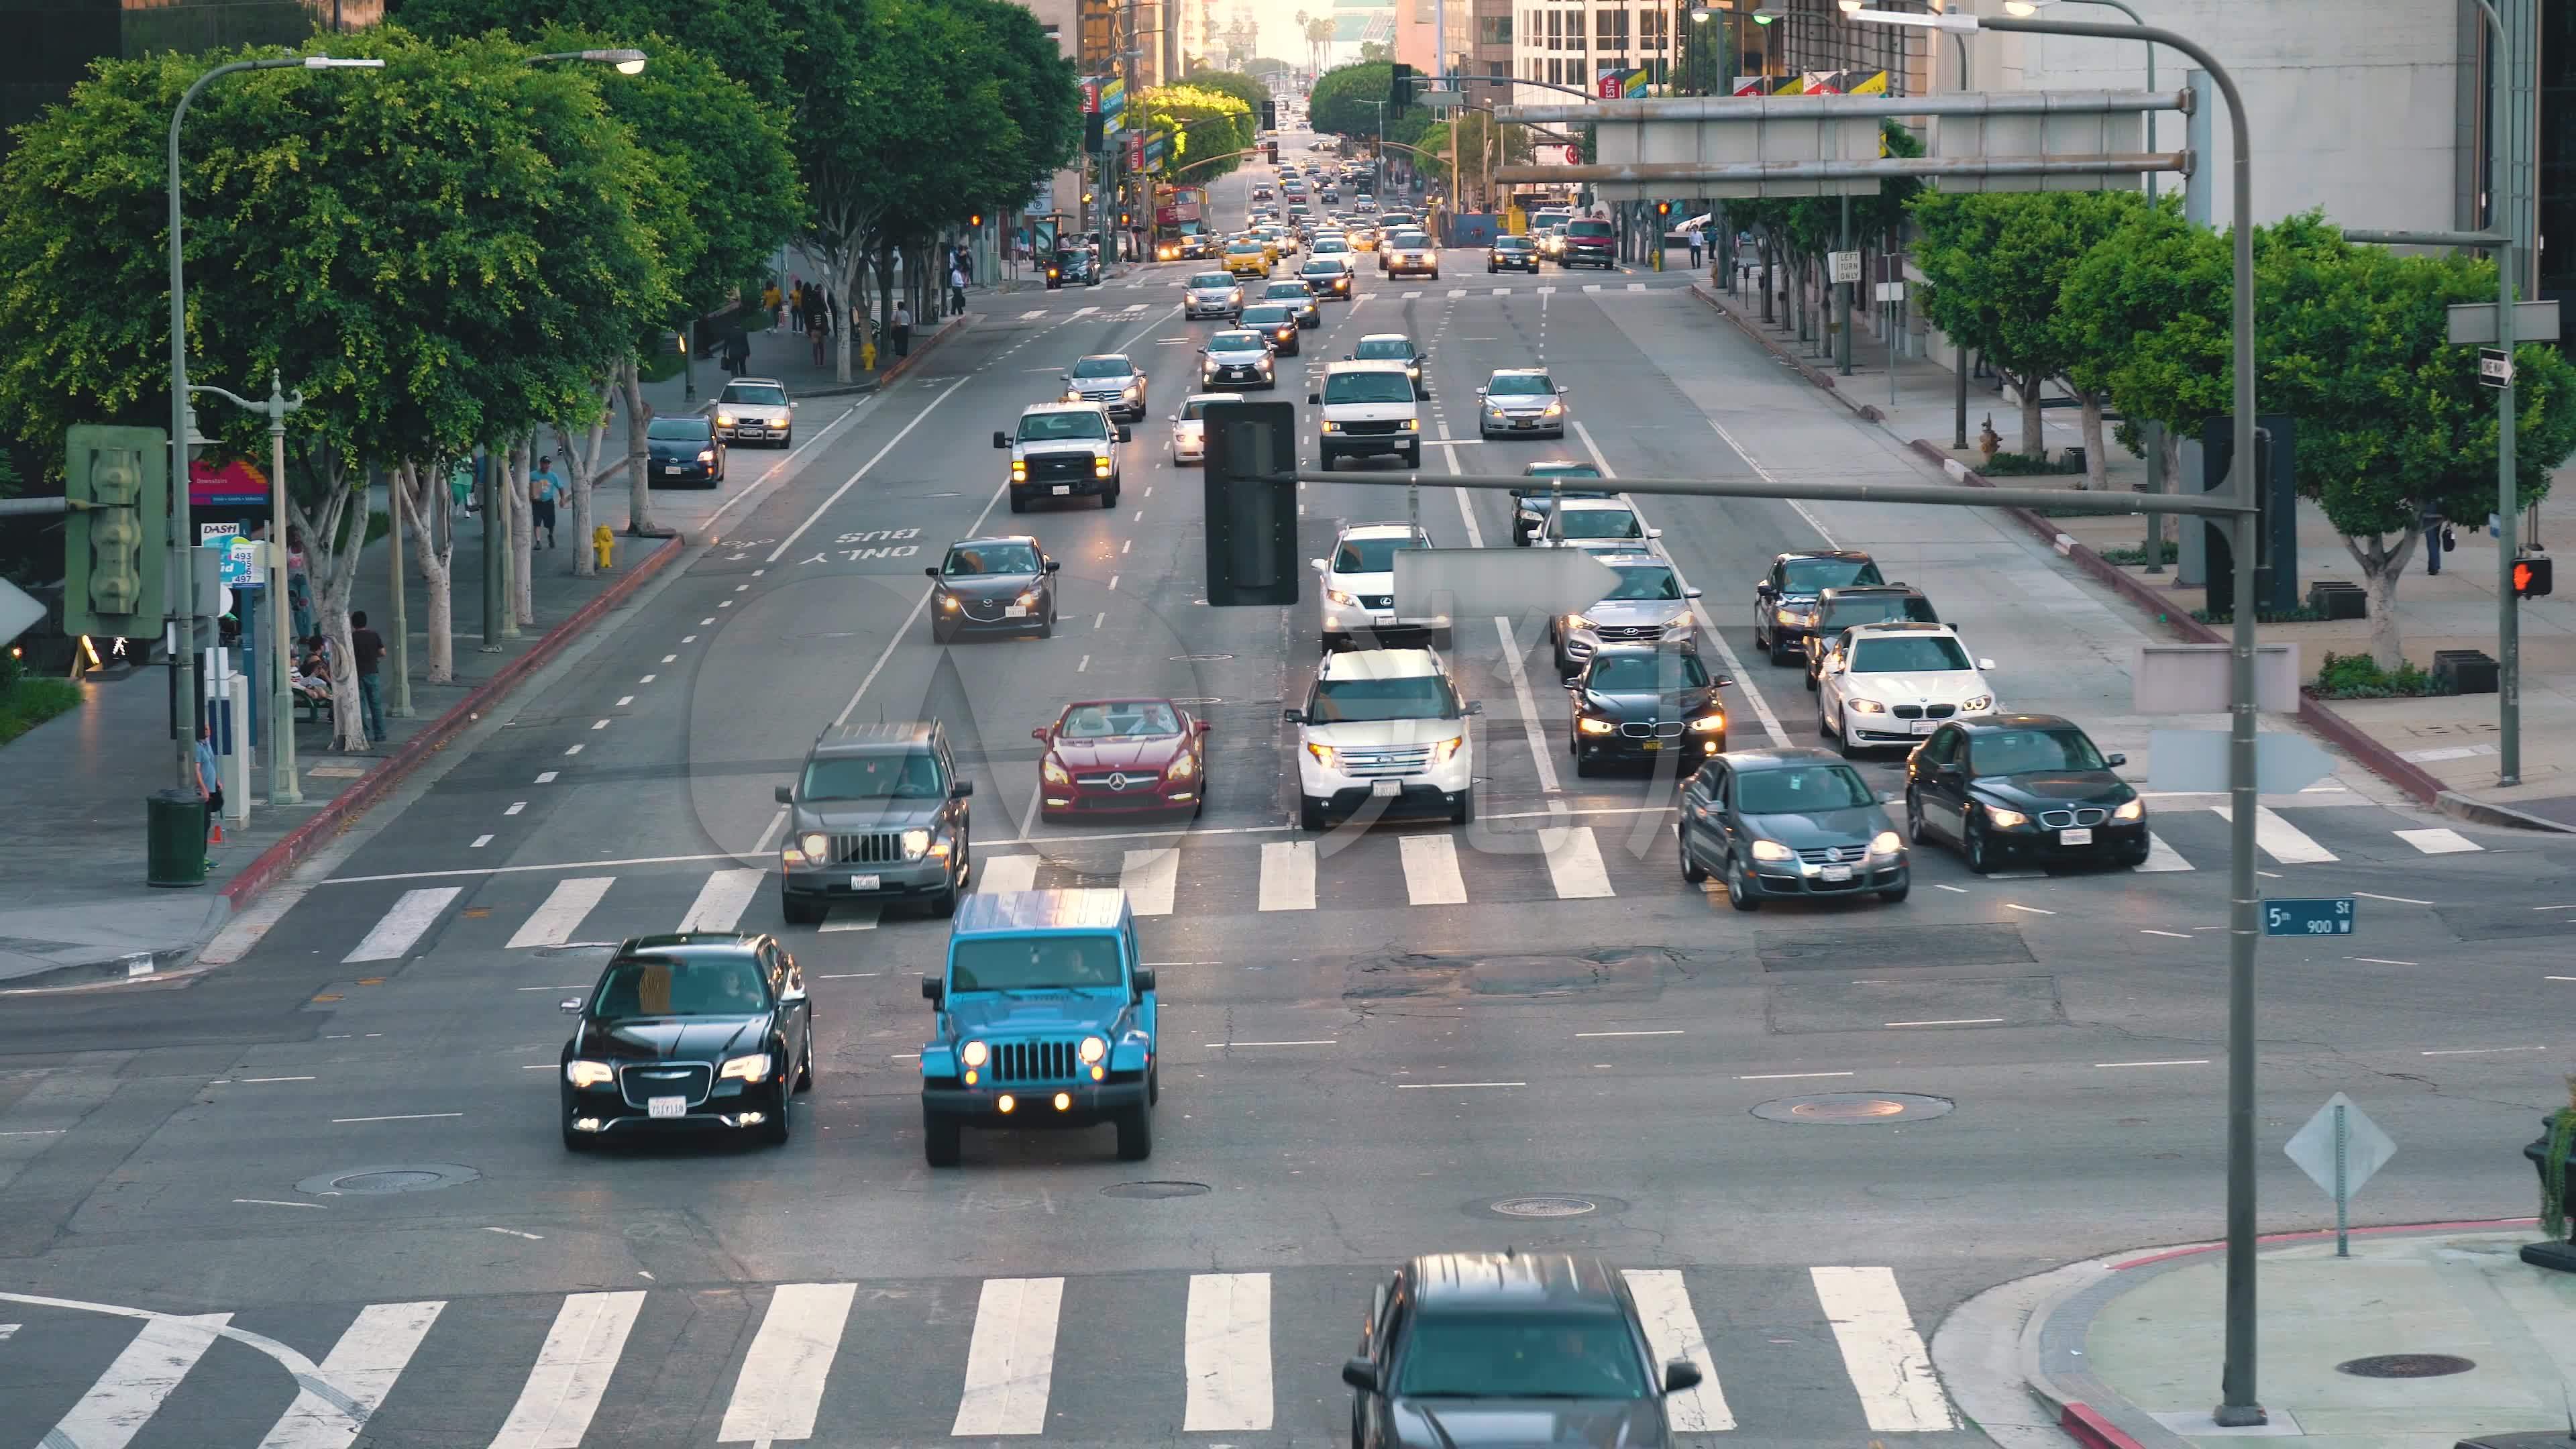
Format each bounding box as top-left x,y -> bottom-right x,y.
2261,896 -> 2355,936
199,521 -> 239,545
1872,280 -> 1907,303
0,577 -> 41,651
2284,1092 -> 2395,1256
1393,547 -> 1619,621
1829,251 -> 1862,284
2480,347 -> 2514,388
2145,727 -> 2337,793
2445,299 -> 2560,345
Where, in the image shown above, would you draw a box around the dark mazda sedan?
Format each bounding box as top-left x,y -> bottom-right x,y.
927,536 -> 1060,643
1343,1252 -> 1704,1449
1679,747 -> 1909,909
558,933 -> 813,1148
1904,713 -> 2147,873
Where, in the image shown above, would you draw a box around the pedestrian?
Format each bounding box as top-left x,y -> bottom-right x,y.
761,280 -> 782,327
789,278 -> 806,332
285,525 -> 315,641
350,608 -> 386,746
195,722 -> 222,844
722,331 -> 750,376
891,300 -> 912,357
947,258 -> 967,317
1688,225 -> 1705,268
529,456 -> 563,549
809,298 -> 828,367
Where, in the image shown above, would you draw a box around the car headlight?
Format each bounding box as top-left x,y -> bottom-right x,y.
1094,459 -> 1114,478
2113,796 -> 2145,822
1011,461 -> 1027,480
800,832 -> 828,859
1485,405 -> 1507,417
1577,716 -> 1617,735
939,595 -> 960,611
718,1052 -> 773,1083
1846,698 -> 1886,713
1124,382 -> 1141,396
1750,839 -> 1795,863
1042,757 -> 1072,786
1016,590 -> 1042,609
961,1040 -> 989,1068
696,449 -> 716,462
1430,735 -> 1465,763
1776,604 -> 1814,623
1165,752 -> 1197,781
1688,712 -> 1726,733
1542,403 -> 1563,417
1321,420 -> 1342,433
1962,694 -> 1995,712
1079,1035 -> 1108,1064
1564,614 -> 1597,631
1305,742 -> 1338,769
901,828 -> 933,859
1325,586 -> 1357,605
564,1059 -> 614,1088
1869,830 -> 1904,856
715,413 -> 735,426
1984,805 -> 2031,828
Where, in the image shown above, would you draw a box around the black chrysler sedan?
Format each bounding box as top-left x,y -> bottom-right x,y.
926,536 -> 1060,643
1343,1252 -> 1703,1449
1565,643 -> 1727,773
558,933 -> 812,1148
1679,747 -> 1909,909
645,414 -> 726,487
1904,714 -> 2147,873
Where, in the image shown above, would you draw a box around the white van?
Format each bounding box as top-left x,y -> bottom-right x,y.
1310,360 -> 1421,470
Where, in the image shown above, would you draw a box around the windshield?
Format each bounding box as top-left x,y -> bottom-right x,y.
1189,272 -> 1233,288
1972,729 -> 2107,775
1017,412 -> 1107,442
944,543 -> 1039,576
1849,635 -> 1974,673
1825,594 -> 1933,626
799,751 -> 946,800
1324,373 -> 1415,405
1309,675 -> 1462,723
1735,763 -> 1876,814
1302,262 -> 1344,276
1055,701 -> 1180,739
1354,338 -> 1415,361
1392,234 -> 1431,249
1496,237 -> 1533,250
1393,1316 -> 1648,1399
1556,509 -> 1641,540
1241,307 -> 1295,328
720,383 -> 786,407
1782,557 -> 1882,593
591,955 -> 768,1018
1210,332 -> 1267,354
1332,535 -> 1417,574
1313,239 -> 1347,252
949,934 -> 1125,992
1568,221 -> 1613,238
1265,284 -> 1310,301
1071,357 -> 1131,378
647,417 -> 710,441
1179,396 -> 1234,420
1488,374 -> 1556,396
1605,564 -> 1684,601
1589,653 -> 1710,691
1527,465 -> 1603,480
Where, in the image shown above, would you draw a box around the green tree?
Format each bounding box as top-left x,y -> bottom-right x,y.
1413,111 -> 1534,205
1308,61 -> 1390,140
1183,68 -> 1272,113
388,0 -> 795,109
1144,84 -> 1252,184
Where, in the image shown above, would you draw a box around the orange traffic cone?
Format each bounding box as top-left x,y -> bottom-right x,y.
208,818 -> 226,847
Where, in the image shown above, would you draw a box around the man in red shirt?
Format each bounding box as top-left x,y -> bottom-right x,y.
350,610 -> 386,746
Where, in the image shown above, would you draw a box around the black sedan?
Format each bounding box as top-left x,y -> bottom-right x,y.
1300,257 -> 1356,299
645,415 -> 726,487
1752,549 -> 1881,663
1488,235 -> 1540,272
1238,303 -> 1303,355
558,932 -> 812,1148
928,537 -> 1060,642
1566,645 -> 1727,773
1344,1252 -> 1703,1449
1679,747 -> 1909,909
1904,714 -> 2147,872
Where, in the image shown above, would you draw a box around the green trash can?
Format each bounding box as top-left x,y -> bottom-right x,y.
147,788 -> 209,888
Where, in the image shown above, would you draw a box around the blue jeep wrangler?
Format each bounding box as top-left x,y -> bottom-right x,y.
918,888 -> 1159,1166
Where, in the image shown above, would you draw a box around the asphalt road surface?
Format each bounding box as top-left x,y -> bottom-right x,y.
7,145 -> 2573,1448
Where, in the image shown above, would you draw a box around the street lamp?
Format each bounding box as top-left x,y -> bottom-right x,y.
166,54 -> 382,802
531,48 -> 649,74
1852,3 -> 2266,1426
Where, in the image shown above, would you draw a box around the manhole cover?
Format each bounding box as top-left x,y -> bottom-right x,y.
1752,1091 -> 1955,1125
296,1163 -> 482,1197
2335,1353 -> 2475,1379
1101,1181 -> 1212,1199
1490,1195 -> 1597,1218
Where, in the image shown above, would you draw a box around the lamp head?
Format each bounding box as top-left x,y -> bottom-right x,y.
303,55 -> 386,68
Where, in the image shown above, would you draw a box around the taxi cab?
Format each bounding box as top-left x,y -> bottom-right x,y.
1224,237 -> 1271,278
1250,228 -> 1284,264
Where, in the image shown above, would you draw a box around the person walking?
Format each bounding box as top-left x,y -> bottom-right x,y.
722,331 -> 751,376
1688,224 -> 1705,269
195,722 -> 222,845
350,609 -> 386,746
761,280 -> 782,328
789,278 -> 806,332
808,293 -> 828,367
529,456 -> 563,549
284,524 -> 315,641
891,299 -> 912,358
947,258 -> 967,317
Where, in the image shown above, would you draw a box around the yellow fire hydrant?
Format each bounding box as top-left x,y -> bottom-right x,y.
862,340 -> 878,371
593,524 -> 616,571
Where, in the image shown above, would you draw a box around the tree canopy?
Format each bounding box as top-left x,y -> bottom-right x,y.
1144,84 -> 1253,184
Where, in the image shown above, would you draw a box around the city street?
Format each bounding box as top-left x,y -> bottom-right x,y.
5,152 -> 2572,1448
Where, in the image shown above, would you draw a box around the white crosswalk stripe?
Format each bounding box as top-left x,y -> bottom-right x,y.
978,853 -> 1040,895
1809,1266 -> 1957,1432
2135,832 -> 2194,872
1399,835 -> 1468,905
1490,287 -> 1509,296
1538,286 -> 1557,295
1181,1272 -> 1273,1432
505,877 -> 612,949
675,869 -> 765,932
1583,283 -> 1602,292
1071,306 -> 1098,317
43,1311 -> 231,1449
1403,289 -> 1423,298
488,1291 -> 644,1449
719,1282 -> 855,1444
2395,826 -> 2481,854
1121,847 -> 1180,916
258,1300 -> 445,1449
952,1277 -> 1063,1436
1258,841 -> 1316,911
1019,309 -> 1047,319
343,887 -> 459,963
1540,825 -> 1615,898
2210,804 -> 2338,863
1623,1270 -> 1731,1430
1446,288 -> 1466,299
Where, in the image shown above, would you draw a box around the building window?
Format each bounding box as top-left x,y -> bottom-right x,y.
1544,8 -> 1559,50
1640,7 -> 1664,49
1478,14 -> 1511,44
1595,7 -> 1625,50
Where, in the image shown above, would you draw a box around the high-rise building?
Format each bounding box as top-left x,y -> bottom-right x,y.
3,0 -> 382,161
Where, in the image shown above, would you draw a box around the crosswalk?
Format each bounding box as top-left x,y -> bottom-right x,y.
9,1263 -> 1964,1446
303,802 -> 2499,957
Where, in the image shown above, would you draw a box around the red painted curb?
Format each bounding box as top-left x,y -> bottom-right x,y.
219,534 -> 685,910
2109,1216 -> 2538,1271
2060,1403 -> 2147,1449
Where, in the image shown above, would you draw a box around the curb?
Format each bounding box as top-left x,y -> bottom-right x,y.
2436,786 -> 2576,836
217,533 -> 686,914
792,311 -> 974,398
1687,282 -> 1885,423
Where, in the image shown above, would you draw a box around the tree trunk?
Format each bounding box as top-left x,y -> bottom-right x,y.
835,246 -> 868,384
2078,392 -> 2108,490
621,360 -> 659,536
396,462 -> 455,684
2155,425 -> 2183,545
556,376 -> 613,578
507,437 -> 535,627
286,447 -> 373,755
2016,374 -> 2045,458
2347,528 -> 2422,672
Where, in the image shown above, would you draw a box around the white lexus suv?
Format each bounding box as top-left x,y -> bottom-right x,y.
1287,647 -> 1480,830
1314,522 -> 1450,651
1815,621 -> 2000,755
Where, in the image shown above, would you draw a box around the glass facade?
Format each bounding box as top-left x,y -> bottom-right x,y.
2540,0 -> 2572,341
3,0 -> 376,160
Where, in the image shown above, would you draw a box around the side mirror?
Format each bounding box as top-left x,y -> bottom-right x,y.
2106,752 -> 2129,768
1646,527 -> 1664,539
1464,701 -> 1485,716
1341,1357 -> 1379,1393
1195,719 -> 1212,735
1684,587 -> 1704,599
1044,559 -> 1062,572
1978,658 -> 1998,672
1562,676 -> 1585,690
924,566 -> 941,580
1131,968 -> 1157,994
992,431 -> 1010,449
919,977 -> 944,1004
559,997 -> 583,1014
773,784 -> 794,804
1662,1359 -> 1703,1395
1342,354 -> 1354,361
1032,727 -> 1051,743
1117,426 -> 1133,443
1307,393 -> 1323,405
777,982 -> 807,1005
951,780 -> 974,798
1310,558 -> 1329,572
1281,707 -> 1306,724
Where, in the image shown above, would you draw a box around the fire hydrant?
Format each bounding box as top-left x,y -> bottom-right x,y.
592,525 -> 616,571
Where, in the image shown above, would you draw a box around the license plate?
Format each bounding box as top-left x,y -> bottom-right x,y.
738,428 -> 766,437
850,873 -> 879,890
663,465 -> 685,474
2059,827 -> 2094,846
1909,720 -> 1939,735
1821,865 -> 1854,881
1005,605 -> 1028,619
1371,779 -> 1402,798
1371,612 -> 1396,625
1052,485 -> 1071,495
1641,740 -> 1662,751
1513,419 -> 1537,428
648,1096 -> 685,1119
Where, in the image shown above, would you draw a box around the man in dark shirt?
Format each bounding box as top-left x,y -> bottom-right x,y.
350,609 -> 386,746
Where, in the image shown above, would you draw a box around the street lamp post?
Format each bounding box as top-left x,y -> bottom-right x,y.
190,373 -> 305,805
166,54 -> 382,796
1851,4 -> 2266,1425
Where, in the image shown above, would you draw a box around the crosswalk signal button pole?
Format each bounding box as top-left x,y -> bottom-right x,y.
1202,401 -> 1301,606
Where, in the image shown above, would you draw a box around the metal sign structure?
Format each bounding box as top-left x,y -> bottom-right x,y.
2260,897 -> 2355,937
1391,547 -> 1619,621
2283,1093 -> 2395,1256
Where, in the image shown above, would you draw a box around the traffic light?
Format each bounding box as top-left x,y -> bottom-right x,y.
2514,555 -> 2553,599
1202,401 -> 1301,606
1390,62 -> 1415,117
970,213 -> 983,227
62,424 -> 168,641
1120,211 -> 1132,227
1265,140 -> 1279,163
1656,201 -> 1671,218
1260,99 -> 1278,130
1085,111 -> 1106,153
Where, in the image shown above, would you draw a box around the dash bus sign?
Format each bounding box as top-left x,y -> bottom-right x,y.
2262,896 -> 2355,936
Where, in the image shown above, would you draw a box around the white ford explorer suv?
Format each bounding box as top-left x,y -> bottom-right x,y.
1815,621 -> 2000,755
1287,647 -> 1480,829
1313,522 -> 1450,651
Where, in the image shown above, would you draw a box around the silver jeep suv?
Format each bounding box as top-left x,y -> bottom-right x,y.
775,722 -> 973,924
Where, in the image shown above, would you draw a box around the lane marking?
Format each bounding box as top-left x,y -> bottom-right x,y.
330,1113 -> 464,1124
535,771 -> 557,784
952,1277 -> 1065,1436
2096,1059 -> 2210,1068
2353,891 -> 2432,905
2135,833 -> 2194,871
2002,903 -> 2054,915
1120,847 -> 1180,917
470,835 -> 494,849
767,377 -> 975,564
1738,1070 -> 1854,1080
2420,1045 -> 2546,1056
2353,957 -> 2418,967
506,877 -> 615,949
1258,841 -> 1317,912
484,1227 -> 543,1240
1576,1029 -> 1683,1038
2394,826 -> 2481,854
819,909 -> 881,933
977,854 -> 1040,896
342,887 -> 462,964
488,1291 -> 646,1449
1707,418 -> 1835,545
2209,803 -> 2337,863
256,1299 -> 445,1449
234,1198 -> 325,1208
1622,1269 -> 1732,1431
1206,1039 -> 1337,1047
1394,1081 -> 1523,1089
2140,928 -> 2194,939
42,1311 -> 233,1449
1540,824 -> 1615,898
1884,1018 -> 2003,1028
675,869 -> 765,933
1398,835 -> 1468,905
1182,1273 -> 1274,1432
718,1283 -> 856,1444
504,802 -> 526,816
1809,1266 -> 1957,1432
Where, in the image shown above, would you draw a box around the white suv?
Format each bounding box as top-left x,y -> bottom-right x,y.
1288,647 -> 1480,829
1313,523 -> 1451,651
1816,622 -> 1999,755
1311,360 -> 1421,468
1536,498 -> 1658,553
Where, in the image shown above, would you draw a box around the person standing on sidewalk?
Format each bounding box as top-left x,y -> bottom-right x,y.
892,300 -> 912,358
1688,225 -> 1705,269
529,457 -> 563,550
195,722 -> 223,845
350,609 -> 386,747
947,258 -> 967,317
285,524 -> 315,642
789,278 -> 806,332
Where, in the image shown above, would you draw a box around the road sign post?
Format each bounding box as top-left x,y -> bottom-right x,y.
2260,897 -> 2355,937
2284,1093 -> 2396,1258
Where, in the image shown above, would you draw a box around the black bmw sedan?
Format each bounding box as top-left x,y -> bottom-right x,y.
1904,714 -> 2147,872
558,933 -> 813,1148
1565,644 -> 1727,773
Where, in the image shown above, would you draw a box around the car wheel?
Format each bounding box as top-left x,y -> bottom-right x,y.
1038,606 -> 1055,639
1451,786 -> 1474,826
2118,843 -> 2152,869
1008,490 -> 1028,514
1879,881 -> 1911,904
1905,788 -> 1928,843
759,1081 -> 791,1144
1299,795 -> 1327,831
561,1120 -> 594,1152
922,1107 -> 963,1167
782,892 -> 824,926
1964,816 -> 1997,875
927,868 -> 961,918
1552,646 -> 1571,677
1114,1102 -> 1154,1161
1725,858 -> 1762,912
1680,833 -> 1709,884
1574,753 -> 1595,778
1101,487 -> 1120,510
795,1042 -> 814,1092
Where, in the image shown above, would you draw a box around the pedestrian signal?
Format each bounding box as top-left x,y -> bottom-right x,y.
2514,555 -> 2553,598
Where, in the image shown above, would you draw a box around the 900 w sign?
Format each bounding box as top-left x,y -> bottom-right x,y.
2262,897 -> 2355,936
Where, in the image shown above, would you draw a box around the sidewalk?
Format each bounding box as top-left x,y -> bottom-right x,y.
1955,1222 -> 2576,1449
1688,278 -> 2576,830
0,494 -> 682,989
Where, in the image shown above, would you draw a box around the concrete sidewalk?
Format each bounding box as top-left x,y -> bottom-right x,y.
1688,277 -> 2576,830
1947,1223 -> 2576,1449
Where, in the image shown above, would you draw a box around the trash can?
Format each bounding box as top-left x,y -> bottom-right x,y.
147,788 -> 208,888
